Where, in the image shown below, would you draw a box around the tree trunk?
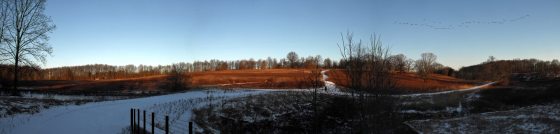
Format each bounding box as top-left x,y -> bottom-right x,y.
12,56 -> 19,96
12,36 -> 20,96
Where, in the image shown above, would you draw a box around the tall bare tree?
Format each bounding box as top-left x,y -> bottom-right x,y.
169,63 -> 190,91
338,32 -> 398,132
323,58 -> 332,68
337,31 -> 364,96
287,51 -> 299,68
389,54 -> 407,73
363,34 -> 395,93
0,0 -> 9,62
415,53 -> 437,82
0,0 -> 55,95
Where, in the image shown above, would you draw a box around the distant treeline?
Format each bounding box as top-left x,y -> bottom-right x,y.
0,51 -> 456,82
0,52 -> 338,81
0,52 -> 456,80
457,58 -> 560,81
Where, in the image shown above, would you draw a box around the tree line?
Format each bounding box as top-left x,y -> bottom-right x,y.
0,52 -> 334,81
0,48 -> 456,82
457,57 -> 560,82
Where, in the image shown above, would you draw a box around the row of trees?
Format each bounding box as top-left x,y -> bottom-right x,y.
338,50 -> 447,83
189,55 -> 331,72
457,57 -> 560,81
0,50 -> 451,83
0,52 -> 331,81
0,0 -> 55,95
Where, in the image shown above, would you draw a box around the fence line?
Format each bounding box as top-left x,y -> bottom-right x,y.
130,108 -> 193,134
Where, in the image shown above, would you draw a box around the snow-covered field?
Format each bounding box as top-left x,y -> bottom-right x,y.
0,89 -> 271,134
405,104 -> 560,133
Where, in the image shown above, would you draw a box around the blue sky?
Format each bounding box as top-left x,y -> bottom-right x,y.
44,0 -> 560,69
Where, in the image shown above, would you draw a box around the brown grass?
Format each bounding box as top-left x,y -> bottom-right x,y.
189,69 -> 319,89
326,69 -> 476,92
15,75 -> 171,95
13,69 -> 477,94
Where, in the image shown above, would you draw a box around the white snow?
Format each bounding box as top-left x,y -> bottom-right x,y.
405,104 -> 560,133
253,70 -> 347,95
320,70 -> 495,97
398,82 -> 495,97
321,70 -> 339,93
18,91 -> 123,101
0,89 -> 270,134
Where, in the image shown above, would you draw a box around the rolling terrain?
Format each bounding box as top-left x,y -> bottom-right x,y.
11,69 -> 479,95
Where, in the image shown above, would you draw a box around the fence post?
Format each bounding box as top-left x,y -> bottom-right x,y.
151,112 -> 155,134
130,109 -> 134,134
143,110 -> 146,134
189,122 -> 193,134
137,109 -> 140,134
165,116 -> 169,134
135,109 -> 138,134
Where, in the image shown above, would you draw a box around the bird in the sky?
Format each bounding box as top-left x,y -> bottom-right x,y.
394,14 -> 531,30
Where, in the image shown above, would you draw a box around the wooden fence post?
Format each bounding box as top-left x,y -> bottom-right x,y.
165,116 -> 169,134
151,112 -> 155,134
130,109 -> 134,134
137,109 -> 140,134
143,110 -> 146,134
189,122 -> 193,134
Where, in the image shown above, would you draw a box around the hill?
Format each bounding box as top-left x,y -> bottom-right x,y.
10,69 -> 477,95
326,69 -> 477,92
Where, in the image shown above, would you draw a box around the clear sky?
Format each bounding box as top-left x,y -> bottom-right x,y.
44,0 -> 560,69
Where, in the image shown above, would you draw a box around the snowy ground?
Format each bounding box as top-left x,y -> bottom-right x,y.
398,82 -> 495,98
0,70 -> 512,134
0,89 -> 271,134
0,92 -> 126,119
405,104 -> 560,133
397,82 -> 495,114
321,70 -> 341,94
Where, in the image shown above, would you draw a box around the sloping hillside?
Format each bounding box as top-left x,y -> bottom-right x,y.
326,69 -> 477,92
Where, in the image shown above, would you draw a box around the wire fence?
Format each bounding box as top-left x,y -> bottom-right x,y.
130,108 -> 193,134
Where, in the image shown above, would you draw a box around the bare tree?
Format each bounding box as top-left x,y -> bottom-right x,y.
0,0 -> 55,95
405,58 -> 414,72
389,54 -> 407,73
487,56 -> 496,63
287,51 -> 299,68
169,63 -> 190,91
415,53 -> 437,82
337,31 -> 365,96
323,58 -> 332,69
0,0 -> 7,47
302,54 -> 324,133
0,0 -> 9,93
553,59 -> 560,74
363,34 -> 395,94
338,32 -> 397,132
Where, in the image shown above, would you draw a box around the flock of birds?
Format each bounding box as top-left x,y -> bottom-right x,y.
394,14 -> 531,30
